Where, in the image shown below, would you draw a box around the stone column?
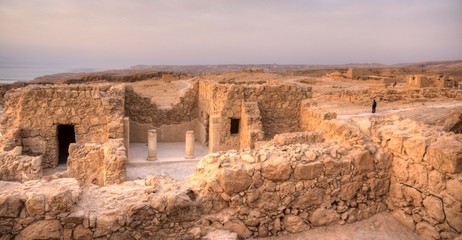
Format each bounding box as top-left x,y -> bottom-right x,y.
185,131 -> 195,159
147,129 -> 157,161
123,117 -> 130,160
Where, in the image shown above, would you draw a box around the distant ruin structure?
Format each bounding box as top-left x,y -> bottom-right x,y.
407,74 -> 460,88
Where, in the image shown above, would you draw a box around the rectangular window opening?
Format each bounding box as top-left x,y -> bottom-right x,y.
230,118 -> 240,135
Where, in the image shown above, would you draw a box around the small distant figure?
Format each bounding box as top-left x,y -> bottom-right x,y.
372,99 -> 377,113
393,81 -> 397,87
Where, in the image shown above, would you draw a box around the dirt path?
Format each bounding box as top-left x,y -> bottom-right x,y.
336,100 -> 462,125
261,212 -> 420,240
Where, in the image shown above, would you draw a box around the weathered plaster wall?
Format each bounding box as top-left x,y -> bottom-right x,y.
0,84 -> 126,168
129,119 -> 207,145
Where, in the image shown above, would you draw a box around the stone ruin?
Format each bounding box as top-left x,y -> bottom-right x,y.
407,74 -> 461,89
0,79 -> 461,239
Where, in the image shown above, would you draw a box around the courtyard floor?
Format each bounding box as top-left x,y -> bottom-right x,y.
126,142 -> 207,180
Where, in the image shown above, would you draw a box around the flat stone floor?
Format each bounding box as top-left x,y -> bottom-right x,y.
44,142 -> 207,181
126,142 -> 207,181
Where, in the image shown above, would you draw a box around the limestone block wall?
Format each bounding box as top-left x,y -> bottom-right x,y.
368,117 -> 462,239
189,141 -> 391,238
67,139 -> 126,186
0,147 -> 42,182
0,84 -> 126,167
239,102 -> 264,149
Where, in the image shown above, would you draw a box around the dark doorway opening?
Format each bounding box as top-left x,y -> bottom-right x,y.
230,118 -> 240,135
58,125 -> 76,165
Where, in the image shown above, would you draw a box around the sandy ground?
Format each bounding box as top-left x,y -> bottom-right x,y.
260,212 -> 421,240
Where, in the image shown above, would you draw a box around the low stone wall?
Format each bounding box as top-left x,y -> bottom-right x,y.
189,141 -> 390,238
299,102 -> 337,132
271,132 -> 325,146
0,178 -> 82,240
67,139 -> 126,186
0,147 -> 42,182
0,138 -> 390,239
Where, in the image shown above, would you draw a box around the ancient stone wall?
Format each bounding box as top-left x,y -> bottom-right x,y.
407,75 -> 433,88
366,116 -> 462,239
0,147 -> 42,182
199,80 -> 311,152
239,102 -> 264,149
124,82 -> 199,128
299,101 -> 337,132
1,114 -> 460,239
407,74 -> 459,89
0,136 -> 390,239
67,139 -> 126,185
0,84 -> 126,168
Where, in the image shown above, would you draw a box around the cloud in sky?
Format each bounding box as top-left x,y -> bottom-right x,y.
0,0 -> 461,68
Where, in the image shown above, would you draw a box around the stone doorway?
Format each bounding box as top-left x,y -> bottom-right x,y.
57,125 -> 76,165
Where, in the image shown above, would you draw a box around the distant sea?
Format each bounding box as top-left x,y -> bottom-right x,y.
0,66 -> 102,84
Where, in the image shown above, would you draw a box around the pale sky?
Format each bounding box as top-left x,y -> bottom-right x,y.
0,0 -> 461,69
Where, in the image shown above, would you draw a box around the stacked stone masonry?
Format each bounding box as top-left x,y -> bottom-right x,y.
0,84 -> 126,168
1,81 -> 461,239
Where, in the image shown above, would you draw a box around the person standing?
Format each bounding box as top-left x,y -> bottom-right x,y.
372,99 -> 377,113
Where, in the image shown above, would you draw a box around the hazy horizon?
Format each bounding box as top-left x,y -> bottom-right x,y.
1,0 -> 462,70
